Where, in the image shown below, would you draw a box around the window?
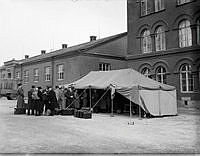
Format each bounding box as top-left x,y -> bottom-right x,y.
141,30 -> 152,53
197,18 -> 200,45
16,72 -> 20,79
7,73 -> 11,79
57,64 -> 64,80
179,20 -> 192,47
99,63 -> 111,71
199,67 -> 200,90
141,67 -> 151,78
141,0 -> 150,16
45,66 -> 50,81
180,64 -> 194,92
155,0 -> 164,12
155,26 -> 166,51
156,66 -> 166,84
177,0 -> 191,5
24,70 -> 29,83
33,68 -> 39,82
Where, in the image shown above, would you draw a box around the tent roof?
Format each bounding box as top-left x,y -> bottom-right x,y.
68,68 -> 175,91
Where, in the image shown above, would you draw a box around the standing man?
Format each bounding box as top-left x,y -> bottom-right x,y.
37,87 -> 44,116
27,85 -> 35,115
16,83 -> 25,109
42,86 -> 49,115
47,86 -> 58,116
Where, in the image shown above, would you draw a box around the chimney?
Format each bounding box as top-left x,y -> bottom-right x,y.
41,50 -> 46,54
25,55 -> 29,59
62,44 -> 68,49
90,36 -> 97,41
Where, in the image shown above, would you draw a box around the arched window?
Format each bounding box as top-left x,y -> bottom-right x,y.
180,64 -> 194,92
179,20 -> 192,47
141,30 -> 152,53
155,0 -> 164,12
155,26 -> 166,51
156,66 -> 166,84
141,67 -> 151,78
197,18 -> 200,45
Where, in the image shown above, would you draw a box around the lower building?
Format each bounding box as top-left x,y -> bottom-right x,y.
0,33 -> 127,96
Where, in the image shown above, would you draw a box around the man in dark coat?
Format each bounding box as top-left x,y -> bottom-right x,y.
27,85 -> 35,115
47,87 -> 58,116
16,83 -> 25,109
37,86 -> 44,116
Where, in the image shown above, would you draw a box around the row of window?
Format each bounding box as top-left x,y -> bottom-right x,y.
141,19 -> 196,53
16,65 -> 64,83
15,63 -> 111,83
141,0 -> 193,16
141,64 -> 199,93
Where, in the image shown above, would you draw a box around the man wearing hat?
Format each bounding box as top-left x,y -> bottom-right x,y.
16,83 -> 25,109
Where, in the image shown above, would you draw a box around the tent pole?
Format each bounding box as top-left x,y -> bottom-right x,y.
110,90 -> 114,117
128,95 -> 133,125
138,86 -> 142,120
139,105 -> 141,119
89,87 -> 92,109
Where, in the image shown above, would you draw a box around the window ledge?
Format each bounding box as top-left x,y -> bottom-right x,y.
58,79 -> 64,81
140,9 -> 166,18
181,91 -> 196,93
176,0 -> 196,7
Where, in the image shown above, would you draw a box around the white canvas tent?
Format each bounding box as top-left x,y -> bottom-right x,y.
66,68 -> 177,116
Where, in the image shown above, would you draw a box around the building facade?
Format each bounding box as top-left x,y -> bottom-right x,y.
127,0 -> 200,107
0,33 -> 127,96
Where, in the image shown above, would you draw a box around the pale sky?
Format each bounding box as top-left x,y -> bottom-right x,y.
0,0 -> 127,66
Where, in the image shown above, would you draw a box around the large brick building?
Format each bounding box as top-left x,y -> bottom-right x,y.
0,0 -> 200,107
127,0 -> 200,107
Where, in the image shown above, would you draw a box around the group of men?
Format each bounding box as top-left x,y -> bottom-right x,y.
16,83 -> 83,116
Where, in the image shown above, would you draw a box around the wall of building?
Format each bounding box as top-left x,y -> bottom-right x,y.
127,0 -> 200,108
127,0 -> 200,55
86,35 -> 127,57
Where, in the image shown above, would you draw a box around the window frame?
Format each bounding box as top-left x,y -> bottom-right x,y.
57,64 -> 64,80
141,29 -> 152,53
44,66 -> 51,82
179,20 -> 192,48
180,64 -> 194,93
177,0 -> 191,5
99,63 -> 111,71
155,26 -> 166,51
33,68 -> 39,82
16,72 -> 20,79
156,66 -> 167,84
24,70 -> 29,83
141,67 -> 151,78
154,0 -> 164,12
197,18 -> 200,45
141,0 -> 150,16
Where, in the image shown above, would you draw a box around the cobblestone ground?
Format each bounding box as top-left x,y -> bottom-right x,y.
0,97 -> 200,154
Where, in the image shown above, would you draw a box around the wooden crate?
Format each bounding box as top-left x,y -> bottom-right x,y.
61,108 -> 74,115
83,111 -> 92,119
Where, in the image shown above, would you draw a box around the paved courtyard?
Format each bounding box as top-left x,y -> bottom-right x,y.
0,97 -> 200,154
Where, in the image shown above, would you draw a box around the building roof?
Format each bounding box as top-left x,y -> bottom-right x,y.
15,32 -> 127,65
